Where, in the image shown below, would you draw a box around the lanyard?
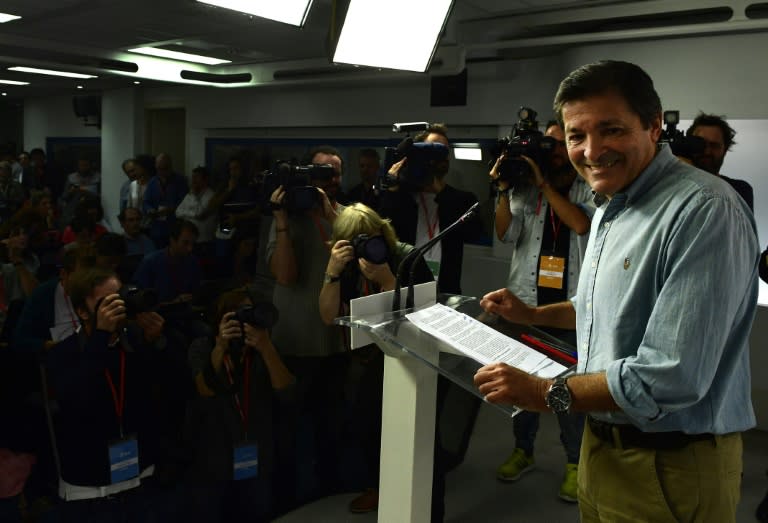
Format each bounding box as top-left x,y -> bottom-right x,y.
62,282 -> 79,330
104,350 -> 126,439
549,205 -> 562,252
418,193 -> 439,240
223,352 -> 252,439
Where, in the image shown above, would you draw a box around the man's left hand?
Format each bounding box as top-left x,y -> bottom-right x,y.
474,362 -> 549,411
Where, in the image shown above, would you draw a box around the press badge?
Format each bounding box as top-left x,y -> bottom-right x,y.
233,442 -> 258,480
108,437 -> 139,484
538,256 -> 565,289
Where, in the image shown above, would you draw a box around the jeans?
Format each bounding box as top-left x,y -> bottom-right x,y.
513,410 -> 585,464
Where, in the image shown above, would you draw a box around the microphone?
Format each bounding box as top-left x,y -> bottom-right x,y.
391,201 -> 480,312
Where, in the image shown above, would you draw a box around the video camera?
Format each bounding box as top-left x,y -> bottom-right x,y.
659,110 -> 705,160
262,161 -> 336,215
490,107 -> 557,186
379,122 -> 450,191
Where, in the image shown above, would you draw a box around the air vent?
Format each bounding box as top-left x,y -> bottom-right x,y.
180,70 -> 252,83
746,3 -> 768,18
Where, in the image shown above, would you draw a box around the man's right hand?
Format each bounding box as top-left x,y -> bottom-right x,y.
96,294 -> 127,332
386,158 -> 407,192
490,153 -> 510,192
479,288 -> 534,325
327,240 -> 353,278
270,185 -> 288,224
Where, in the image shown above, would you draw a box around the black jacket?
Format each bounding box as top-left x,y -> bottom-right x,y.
378,184 -> 481,294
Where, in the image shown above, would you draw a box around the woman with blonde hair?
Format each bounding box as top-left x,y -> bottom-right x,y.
319,203 -> 432,513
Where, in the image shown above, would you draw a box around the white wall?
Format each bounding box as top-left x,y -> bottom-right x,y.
23,94 -> 100,151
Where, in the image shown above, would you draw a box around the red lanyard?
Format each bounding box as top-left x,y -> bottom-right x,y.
62,283 -> 79,330
104,350 -> 126,438
223,352 -> 251,437
419,193 -> 439,240
311,214 -> 332,250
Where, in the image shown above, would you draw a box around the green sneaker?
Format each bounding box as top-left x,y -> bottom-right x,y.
558,463 -> 579,503
496,448 -> 535,481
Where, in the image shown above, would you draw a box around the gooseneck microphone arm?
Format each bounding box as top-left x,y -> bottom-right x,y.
390,201 -> 480,312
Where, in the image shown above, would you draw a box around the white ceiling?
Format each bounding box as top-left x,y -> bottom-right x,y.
0,0 -> 765,99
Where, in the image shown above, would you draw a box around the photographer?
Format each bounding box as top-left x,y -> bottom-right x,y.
183,288 -> 294,523
266,145 -> 345,509
318,203 -> 432,514
44,267 -> 170,521
687,113 -> 754,211
378,124 -> 482,294
489,119 -> 593,502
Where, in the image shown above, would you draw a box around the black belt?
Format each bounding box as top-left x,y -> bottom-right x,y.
587,416 -> 715,450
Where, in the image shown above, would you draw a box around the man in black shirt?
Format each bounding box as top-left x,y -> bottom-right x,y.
688,113 -> 754,211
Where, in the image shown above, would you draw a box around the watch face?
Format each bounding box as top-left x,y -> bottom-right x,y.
547,380 -> 572,412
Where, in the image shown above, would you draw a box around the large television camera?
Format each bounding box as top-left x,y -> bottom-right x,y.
659,110 -> 705,160
379,122 -> 450,191
262,161 -> 337,215
490,107 -> 557,186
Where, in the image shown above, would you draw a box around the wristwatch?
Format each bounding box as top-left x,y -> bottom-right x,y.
545,377 -> 572,414
323,272 -> 341,284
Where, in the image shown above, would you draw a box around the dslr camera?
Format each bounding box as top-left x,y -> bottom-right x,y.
490,107 -> 557,186
262,161 -> 336,215
658,110 -> 705,160
233,301 -> 279,330
118,285 -> 158,317
380,122 -> 450,191
350,234 -> 389,265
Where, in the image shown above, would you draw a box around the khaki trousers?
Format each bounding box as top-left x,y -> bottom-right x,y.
578,422 -> 742,522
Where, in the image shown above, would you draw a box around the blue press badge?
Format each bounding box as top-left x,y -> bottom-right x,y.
108,438 -> 139,483
233,443 -> 258,480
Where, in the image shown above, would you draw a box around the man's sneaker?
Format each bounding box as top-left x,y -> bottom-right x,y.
349,488 -> 378,513
496,448 -> 535,481
558,463 -> 579,503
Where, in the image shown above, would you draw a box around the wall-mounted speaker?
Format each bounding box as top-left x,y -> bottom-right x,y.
430,68 -> 467,107
72,95 -> 101,127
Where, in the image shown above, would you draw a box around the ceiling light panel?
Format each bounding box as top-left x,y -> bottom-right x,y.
0,79 -> 30,85
197,0 -> 314,27
333,0 -> 453,72
0,12 -> 21,23
128,47 -> 232,65
8,66 -> 97,79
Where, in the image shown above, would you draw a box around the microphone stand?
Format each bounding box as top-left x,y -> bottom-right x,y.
391,201 -> 480,312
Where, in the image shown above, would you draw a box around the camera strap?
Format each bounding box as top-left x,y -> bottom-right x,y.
222,352 -> 252,440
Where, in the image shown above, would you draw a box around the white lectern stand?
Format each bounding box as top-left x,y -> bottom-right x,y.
337,295 -> 575,523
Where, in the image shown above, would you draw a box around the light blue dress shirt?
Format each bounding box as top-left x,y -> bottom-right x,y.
574,145 -> 759,434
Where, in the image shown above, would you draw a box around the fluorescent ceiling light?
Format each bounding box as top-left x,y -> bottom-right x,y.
0,12 -> 21,23
333,0 -> 453,72
197,0 -> 314,27
8,66 -> 97,79
128,47 -> 231,65
0,79 -> 29,85
453,145 -> 482,161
